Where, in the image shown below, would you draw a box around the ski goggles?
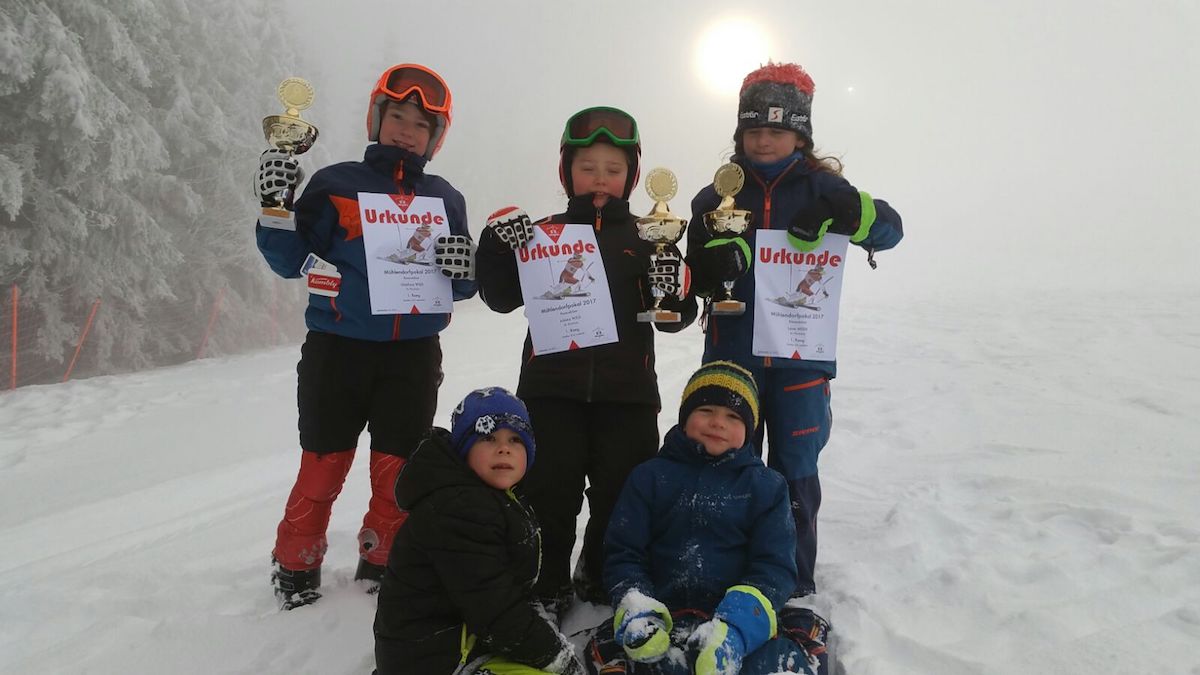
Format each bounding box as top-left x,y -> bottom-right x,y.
561,106 -> 640,147
473,412 -> 532,436
375,64 -> 452,113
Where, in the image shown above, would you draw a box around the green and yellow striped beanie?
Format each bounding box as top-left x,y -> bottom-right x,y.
678,361 -> 760,431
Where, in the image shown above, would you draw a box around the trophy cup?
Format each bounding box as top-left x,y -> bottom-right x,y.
260,77 -> 319,230
701,163 -> 754,315
636,168 -> 688,323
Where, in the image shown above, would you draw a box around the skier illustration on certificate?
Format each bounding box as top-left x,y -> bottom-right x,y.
376,223 -> 435,265
772,264 -> 835,310
538,252 -> 594,300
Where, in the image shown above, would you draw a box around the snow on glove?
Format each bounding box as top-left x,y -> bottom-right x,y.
647,247 -> 691,300
254,149 -> 304,207
541,636 -> 587,675
687,618 -> 747,675
434,235 -> 476,280
786,187 -> 863,252
481,206 -> 535,253
614,591 -> 672,664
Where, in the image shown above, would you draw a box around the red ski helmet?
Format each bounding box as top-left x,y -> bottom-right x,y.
558,106 -> 641,200
366,63 -> 453,160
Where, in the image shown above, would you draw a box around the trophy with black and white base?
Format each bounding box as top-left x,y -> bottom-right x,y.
702,163 -> 754,315
636,167 -> 688,323
259,77 -> 319,230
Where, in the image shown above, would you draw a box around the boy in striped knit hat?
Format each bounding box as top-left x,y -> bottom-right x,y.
587,362 -> 827,675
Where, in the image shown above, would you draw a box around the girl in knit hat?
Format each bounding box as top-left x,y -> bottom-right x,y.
684,62 -> 905,602
586,362 -> 826,675
373,387 -> 584,675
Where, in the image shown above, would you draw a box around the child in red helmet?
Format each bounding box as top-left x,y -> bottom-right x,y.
253,63 -> 478,609
475,106 -> 697,619
685,62 -> 904,606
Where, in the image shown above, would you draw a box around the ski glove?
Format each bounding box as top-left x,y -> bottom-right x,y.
647,247 -> 691,300
542,638 -> 587,675
254,149 -> 304,207
434,235 -> 476,280
687,618 -> 747,675
614,592 -> 673,664
481,206 -> 535,254
786,187 -> 868,252
699,237 -> 751,281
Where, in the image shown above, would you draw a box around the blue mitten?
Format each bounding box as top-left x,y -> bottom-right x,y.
613,591 -> 673,663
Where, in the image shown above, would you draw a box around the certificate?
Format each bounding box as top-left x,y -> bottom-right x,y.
752,230 -> 849,361
358,192 -> 452,315
517,223 -> 618,355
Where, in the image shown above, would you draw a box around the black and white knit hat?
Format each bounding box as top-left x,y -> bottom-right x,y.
678,361 -> 760,431
736,62 -> 816,144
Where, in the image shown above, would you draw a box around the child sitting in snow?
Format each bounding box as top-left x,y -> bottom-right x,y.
373,387 -> 583,675
586,362 -> 828,675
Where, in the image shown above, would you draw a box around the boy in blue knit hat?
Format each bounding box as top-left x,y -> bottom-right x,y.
585,362 -> 828,675
374,387 -> 584,675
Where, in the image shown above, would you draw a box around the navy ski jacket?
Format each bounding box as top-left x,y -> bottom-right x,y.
687,156 -> 902,378
256,144 -> 477,342
603,425 -> 798,614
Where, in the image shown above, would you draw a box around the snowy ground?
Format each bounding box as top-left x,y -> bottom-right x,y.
2,286 -> 1198,674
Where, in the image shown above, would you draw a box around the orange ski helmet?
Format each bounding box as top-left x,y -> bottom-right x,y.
366,63 -> 453,160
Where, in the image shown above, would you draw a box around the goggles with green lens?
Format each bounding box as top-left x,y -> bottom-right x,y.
561,106 -> 640,147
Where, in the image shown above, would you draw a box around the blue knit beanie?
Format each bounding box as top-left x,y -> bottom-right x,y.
449,387 -> 536,467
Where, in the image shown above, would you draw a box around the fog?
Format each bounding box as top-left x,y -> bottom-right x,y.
289,0 -> 1200,295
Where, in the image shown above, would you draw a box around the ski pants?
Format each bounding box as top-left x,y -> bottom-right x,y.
520,398 -> 660,602
273,331 -> 442,571
747,366 -> 832,597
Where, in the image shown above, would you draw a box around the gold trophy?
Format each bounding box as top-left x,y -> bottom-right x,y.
260,77 -> 319,229
702,163 -> 754,315
636,167 -> 688,323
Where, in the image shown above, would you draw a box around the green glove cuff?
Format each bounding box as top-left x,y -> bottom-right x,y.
624,622 -> 670,662
704,236 -> 752,265
849,190 -> 877,243
787,220 -> 830,252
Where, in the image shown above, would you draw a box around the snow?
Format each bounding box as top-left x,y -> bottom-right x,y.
3,286 -> 1197,674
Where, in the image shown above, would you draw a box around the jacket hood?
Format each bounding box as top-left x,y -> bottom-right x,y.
394,429 -> 482,510
364,143 -> 428,186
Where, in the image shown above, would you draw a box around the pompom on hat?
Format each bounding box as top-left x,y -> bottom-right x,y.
736,62 -> 816,144
678,361 -> 760,432
449,387 -> 536,467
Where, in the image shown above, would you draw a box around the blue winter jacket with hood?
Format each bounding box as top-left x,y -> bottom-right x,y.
604,425 -> 798,623
256,143 -> 478,341
687,155 -> 903,378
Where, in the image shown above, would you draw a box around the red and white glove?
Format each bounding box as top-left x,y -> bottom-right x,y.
482,206 -> 535,253
648,248 -> 691,300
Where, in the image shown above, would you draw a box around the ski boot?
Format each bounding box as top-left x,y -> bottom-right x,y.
271,557 -> 321,610
354,558 -> 386,595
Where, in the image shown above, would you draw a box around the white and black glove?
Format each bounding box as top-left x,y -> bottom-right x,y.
433,235 -> 476,280
253,149 -> 304,207
481,206 -> 535,254
648,248 -> 691,300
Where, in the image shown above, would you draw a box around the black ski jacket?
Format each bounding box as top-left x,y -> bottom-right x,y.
476,196 -> 697,407
373,430 -> 560,675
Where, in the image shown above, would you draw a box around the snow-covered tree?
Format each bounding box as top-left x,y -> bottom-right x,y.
0,0 -> 310,384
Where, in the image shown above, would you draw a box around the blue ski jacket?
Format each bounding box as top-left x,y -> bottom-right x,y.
687,156 -> 902,378
256,144 -> 477,341
604,425 -> 798,617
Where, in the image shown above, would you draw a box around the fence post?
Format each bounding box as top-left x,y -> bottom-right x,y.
196,288 -> 225,360
63,298 -> 102,383
9,285 -> 17,390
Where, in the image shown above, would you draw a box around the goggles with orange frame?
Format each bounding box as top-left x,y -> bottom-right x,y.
561,106 -> 640,148
374,64 -> 452,113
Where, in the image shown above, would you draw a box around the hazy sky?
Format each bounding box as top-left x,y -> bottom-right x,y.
285,0 -> 1199,294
